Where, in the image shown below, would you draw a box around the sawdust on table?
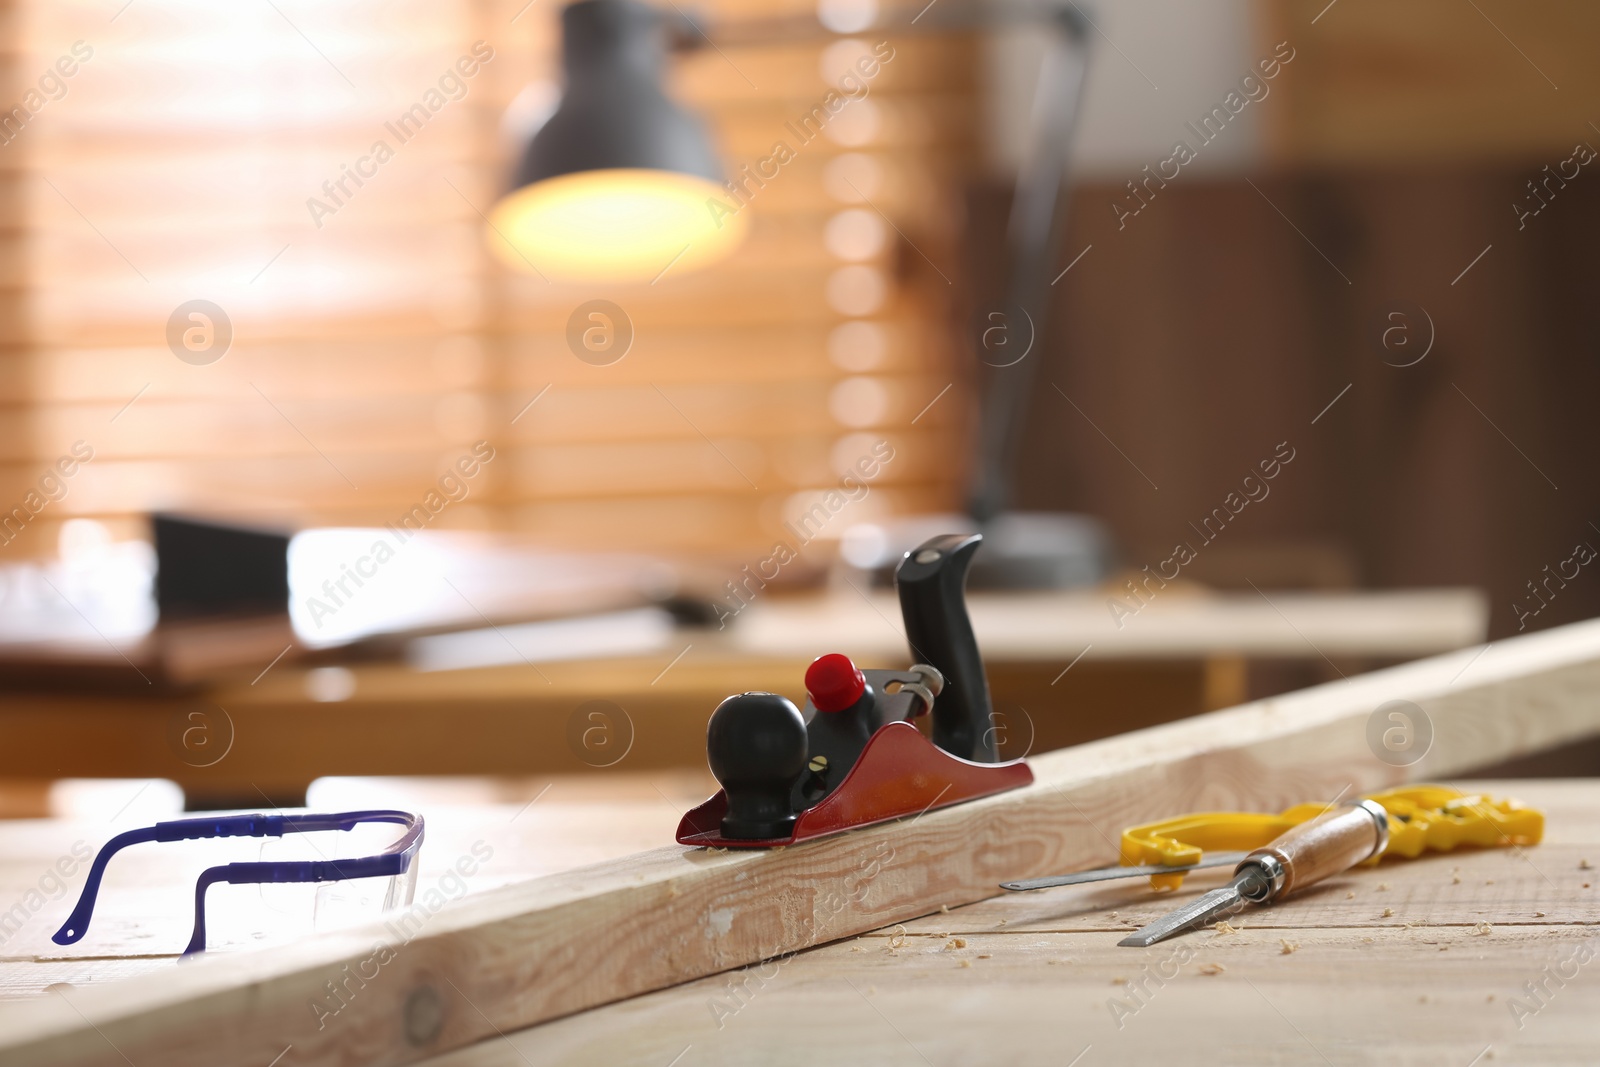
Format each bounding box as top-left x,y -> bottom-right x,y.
1279,939 -> 1299,955
1198,963 -> 1225,976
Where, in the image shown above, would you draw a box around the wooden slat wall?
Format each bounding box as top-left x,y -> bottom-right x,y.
1268,0 -> 1600,165
0,0 -> 973,560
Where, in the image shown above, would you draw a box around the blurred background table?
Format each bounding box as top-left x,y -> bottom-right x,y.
0,587 -> 1485,812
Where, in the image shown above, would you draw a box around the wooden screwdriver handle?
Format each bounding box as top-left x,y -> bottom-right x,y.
1244,799 -> 1390,899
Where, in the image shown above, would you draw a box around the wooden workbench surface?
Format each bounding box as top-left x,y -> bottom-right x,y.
4,776 -> 1597,1064
413,778 -> 1600,1067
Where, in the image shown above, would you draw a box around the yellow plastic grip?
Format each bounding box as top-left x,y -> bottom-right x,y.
1119,785 -> 1543,891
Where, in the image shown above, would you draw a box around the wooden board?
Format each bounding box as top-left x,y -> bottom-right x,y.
5,615 -> 1600,1066
417,779 -> 1600,1065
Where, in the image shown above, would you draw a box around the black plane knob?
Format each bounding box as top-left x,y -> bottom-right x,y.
707,692 -> 808,840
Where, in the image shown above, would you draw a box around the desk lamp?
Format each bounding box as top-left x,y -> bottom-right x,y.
490,0 -> 1111,588
488,0 -> 749,282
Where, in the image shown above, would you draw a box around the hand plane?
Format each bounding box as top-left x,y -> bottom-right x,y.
676,533 -> 1033,848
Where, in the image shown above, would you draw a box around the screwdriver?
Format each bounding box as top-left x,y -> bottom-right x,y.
1118,799 -> 1390,948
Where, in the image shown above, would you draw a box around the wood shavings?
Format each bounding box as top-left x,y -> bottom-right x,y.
1452,875 -> 1462,885
1473,921 -> 1493,936
1279,939 -> 1299,955
1213,920 -> 1238,935
1346,891 -> 1355,899
1581,859 -> 1593,870
958,959 -> 972,969
887,925 -> 907,949
940,904 -> 951,913
1198,963 -> 1225,976
977,953 -> 992,959
945,938 -> 967,950
1535,911 -> 1547,918
1111,976 -> 1128,985
1377,883 -> 1390,891
1382,907 -> 1394,918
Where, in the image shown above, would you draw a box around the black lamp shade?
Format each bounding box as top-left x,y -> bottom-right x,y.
514,0 -> 722,186
488,0 -> 748,282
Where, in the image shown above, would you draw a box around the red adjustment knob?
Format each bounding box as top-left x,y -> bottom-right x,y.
806,653 -> 866,713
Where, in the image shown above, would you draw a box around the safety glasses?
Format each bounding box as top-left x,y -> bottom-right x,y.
53,809 -> 423,956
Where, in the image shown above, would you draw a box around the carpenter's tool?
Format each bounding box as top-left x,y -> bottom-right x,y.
1002,786 -> 1544,893
1001,853 -> 1250,892
1117,800 -> 1390,947
677,533 -> 1032,849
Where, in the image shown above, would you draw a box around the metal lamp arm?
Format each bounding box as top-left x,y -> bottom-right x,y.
666,2 -> 1093,522
969,6 -> 1091,521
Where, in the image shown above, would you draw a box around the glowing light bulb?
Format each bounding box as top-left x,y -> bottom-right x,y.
487,169 -> 749,284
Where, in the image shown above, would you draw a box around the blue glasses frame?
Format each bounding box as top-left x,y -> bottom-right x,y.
53,809 -> 424,956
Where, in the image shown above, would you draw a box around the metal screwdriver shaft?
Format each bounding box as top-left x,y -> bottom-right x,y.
1001,851 -> 1249,892
1118,799 -> 1390,949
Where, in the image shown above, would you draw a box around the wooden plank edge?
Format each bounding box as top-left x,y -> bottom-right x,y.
5,616 -> 1600,1067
